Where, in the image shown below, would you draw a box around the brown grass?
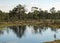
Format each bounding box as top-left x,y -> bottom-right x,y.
45,40 -> 60,43
0,20 -> 60,28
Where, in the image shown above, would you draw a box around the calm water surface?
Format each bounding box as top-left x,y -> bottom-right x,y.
0,25 -> 60,43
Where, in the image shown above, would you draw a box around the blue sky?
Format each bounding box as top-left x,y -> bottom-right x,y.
0,0 -> 60,12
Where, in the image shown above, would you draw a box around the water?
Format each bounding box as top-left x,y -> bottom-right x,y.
0,25 -> 60,43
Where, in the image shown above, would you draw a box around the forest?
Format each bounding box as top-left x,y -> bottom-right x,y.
0,4 -> 60,22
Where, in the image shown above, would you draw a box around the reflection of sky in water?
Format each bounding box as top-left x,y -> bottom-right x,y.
0,26 -> 60,43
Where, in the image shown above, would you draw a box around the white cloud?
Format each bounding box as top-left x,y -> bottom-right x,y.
0,0 -> 60,12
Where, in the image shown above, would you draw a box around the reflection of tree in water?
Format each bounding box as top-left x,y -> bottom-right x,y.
33,26 -> 47,34
50,27 -> 57,40
33,26 -> 58,40
54,33 -> 56,40
10,25 -> 26,38
0,27 -> 5,35
0,30 -> 4,35
51,27 -> 57,31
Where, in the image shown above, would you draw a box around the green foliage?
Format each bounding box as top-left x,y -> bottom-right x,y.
0,4 -> 60,22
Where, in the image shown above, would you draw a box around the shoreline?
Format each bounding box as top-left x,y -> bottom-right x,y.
45,40 -> 60,43
0,20 -> 60,28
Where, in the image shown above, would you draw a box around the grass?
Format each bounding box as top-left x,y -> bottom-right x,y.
0,20 -> 60,28
44,40 -> 60,43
